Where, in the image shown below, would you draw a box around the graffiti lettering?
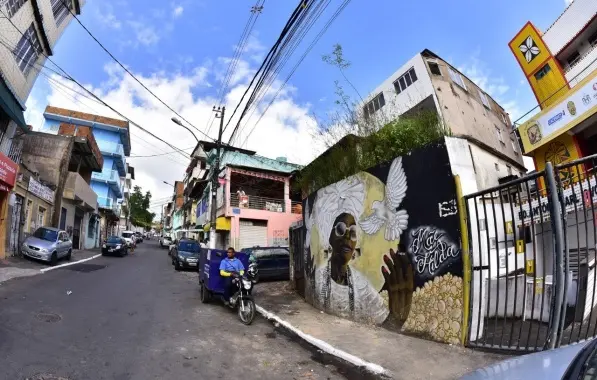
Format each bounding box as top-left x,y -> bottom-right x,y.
408,226 -> 460,276
438,199 -> 457,218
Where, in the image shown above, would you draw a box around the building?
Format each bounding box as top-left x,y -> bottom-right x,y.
116,163 -> 134,234
171,181 -> 184,231
190,141 -> 303,249
509,0 -> 597,179
16,127 -> 102,250
40,106 -> 131,241
162,201 -> 173,232
363,49 -> 526,191
0,0 -> 84,258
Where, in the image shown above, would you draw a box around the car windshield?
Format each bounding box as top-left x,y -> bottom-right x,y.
107,236 -> 122,244
122,232 -> 134,238
178,241 -> 200,253
251,248 -> 289,258
33,228 -> 58,242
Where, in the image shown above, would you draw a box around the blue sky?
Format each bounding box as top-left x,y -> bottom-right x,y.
24,0 -> 572,205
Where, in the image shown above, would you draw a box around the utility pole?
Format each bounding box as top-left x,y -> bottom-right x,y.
209,106 -> 225,249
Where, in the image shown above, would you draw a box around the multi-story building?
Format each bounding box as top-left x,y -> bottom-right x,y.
117,163 -> 134,234
0,0 -> 84,258
15,126 -> 102,251
171,181 -> 184,231
509,0 -> 597,179
40,106 -> 131,240
191,141 -> 303,250
363,49 -> 526,191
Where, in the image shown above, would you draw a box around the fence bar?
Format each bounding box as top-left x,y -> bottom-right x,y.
545,162 -> 565,350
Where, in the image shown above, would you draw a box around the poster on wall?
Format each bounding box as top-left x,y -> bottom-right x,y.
303,141 -> 462,344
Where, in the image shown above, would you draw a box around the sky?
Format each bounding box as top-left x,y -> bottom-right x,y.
23,0 -> 573,214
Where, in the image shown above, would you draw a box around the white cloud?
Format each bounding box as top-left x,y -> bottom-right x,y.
96,4 -> 122,29
127,21 -> 160,46
565,0 -> 574,5
172,5 -> 184,18
25,52 -> 324,211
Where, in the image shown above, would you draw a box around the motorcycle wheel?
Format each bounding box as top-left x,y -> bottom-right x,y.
238,299 -> 255,325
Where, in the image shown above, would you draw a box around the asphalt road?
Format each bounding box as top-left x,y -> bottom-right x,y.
0,240 -> 346,380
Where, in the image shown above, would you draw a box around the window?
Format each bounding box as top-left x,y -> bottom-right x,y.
6,0 -> 28,18
511,139 -> 519,154
25,199 -> 32,232
567,51 -> 581,68
363,92 -> 386,118
448,67 -> 467,91
37,206 -> 46,228
13,24 -> 42,76
393,67 -> 418,94
51,0 -> 73,26
507,166 -> 512,175
534,63 -> 551,80
495,163 -> 500,171
495,126 -> 504,144
501,113 -> 509,125
478,90 -> 490,108
590,31 -> 597,47
428,61 -> 441,76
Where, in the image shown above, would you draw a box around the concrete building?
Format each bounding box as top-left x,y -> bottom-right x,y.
509,0 -> 597,178
190,141 -> 303,250
363,49 -> 526,191
40,106 -> 131,241
170,181 -> 184,231
16,127 -> 102,250
116,163 -> 134,234
0,0 -> 84,258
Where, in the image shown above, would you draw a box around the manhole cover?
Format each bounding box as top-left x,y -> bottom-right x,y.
35,313 -> 61,323
26,374 -> 69,380
63,264 -> 106,273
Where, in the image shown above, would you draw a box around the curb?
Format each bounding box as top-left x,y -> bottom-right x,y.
256,305 -> 392,379
40,254 -> 102,273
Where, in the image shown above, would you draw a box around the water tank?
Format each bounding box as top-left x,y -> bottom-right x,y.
276,156 -> 287,162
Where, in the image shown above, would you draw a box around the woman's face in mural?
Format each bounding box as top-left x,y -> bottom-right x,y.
329,213 -> 357,264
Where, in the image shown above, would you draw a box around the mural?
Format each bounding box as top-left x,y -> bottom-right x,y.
303,142 -> 463,343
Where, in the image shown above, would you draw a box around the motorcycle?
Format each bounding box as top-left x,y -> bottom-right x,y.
225,272 -> 256,325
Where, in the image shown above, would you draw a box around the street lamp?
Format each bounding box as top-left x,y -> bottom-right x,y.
163,181 -> 174,187
171,117 -> 199,143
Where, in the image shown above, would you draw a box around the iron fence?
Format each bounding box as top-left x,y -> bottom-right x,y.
463,152 -> 597,353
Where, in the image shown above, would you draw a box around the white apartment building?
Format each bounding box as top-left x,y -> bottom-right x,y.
117,164 -> 134,234
363,49 -> 526,191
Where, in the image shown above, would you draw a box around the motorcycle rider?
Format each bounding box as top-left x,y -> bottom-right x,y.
219,247 -> 245,305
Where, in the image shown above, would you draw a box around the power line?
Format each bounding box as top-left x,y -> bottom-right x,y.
0,7 -> 192,162
128,146 -> 195,158
58,0 -> 214,143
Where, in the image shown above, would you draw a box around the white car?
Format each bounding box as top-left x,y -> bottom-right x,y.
121,231 -> 136,247
160,235 -> 173,248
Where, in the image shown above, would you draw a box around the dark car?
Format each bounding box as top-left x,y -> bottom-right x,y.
102,236 -> 128,257
134,232 -> 143,243
171,239 -> 200,271
241,246 -> 290,281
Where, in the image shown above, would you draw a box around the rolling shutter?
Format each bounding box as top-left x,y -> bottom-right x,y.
239,219 -> 267,249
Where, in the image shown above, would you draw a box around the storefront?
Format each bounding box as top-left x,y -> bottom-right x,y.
0,152 -> 19,259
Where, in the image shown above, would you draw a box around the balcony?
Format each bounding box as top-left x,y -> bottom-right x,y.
98,196 -> 121,215
92,169 -> 123,198
565,43 -> 597,88
63,172 -> 98,211
230,193 -> 287,212
97,140 -> 126,176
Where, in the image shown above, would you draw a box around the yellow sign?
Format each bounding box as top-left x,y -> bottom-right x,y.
518,69 -> 597,153
505,221 -> 513,234
516,240 -> 525,254
526,259 -> 534,274
535,278 -> 543,295
509,22 -> 553,77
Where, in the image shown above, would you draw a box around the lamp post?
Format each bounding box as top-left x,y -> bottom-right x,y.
171,117 -> 199,143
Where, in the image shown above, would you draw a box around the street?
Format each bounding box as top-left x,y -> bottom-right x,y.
0,241 -> 346,380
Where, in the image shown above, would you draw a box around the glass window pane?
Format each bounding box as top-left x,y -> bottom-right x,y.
404,73 -> 412,86
399,77 -> 406,91
379,93 -> 385,107
410,68 -> 418,82
394,81 -> 401,94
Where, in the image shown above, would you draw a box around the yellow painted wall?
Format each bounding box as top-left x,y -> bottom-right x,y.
527,58 -> 569,108
534,134 -> 582,189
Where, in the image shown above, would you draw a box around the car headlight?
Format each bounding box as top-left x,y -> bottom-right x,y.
102,244 -> 107,248
40,248 -> 49,253
242,279 -> 252,290
116,245 -> 121,249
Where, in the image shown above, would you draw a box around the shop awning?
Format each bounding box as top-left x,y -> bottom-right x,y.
203,217 -> 231,231
0,78 -> 27,131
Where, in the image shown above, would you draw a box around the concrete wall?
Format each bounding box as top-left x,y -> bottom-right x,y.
21,132 -> 71,188
302,141 -> 463,344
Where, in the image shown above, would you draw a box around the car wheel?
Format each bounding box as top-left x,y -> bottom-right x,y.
50,252 -> 58,266
66,249 -> 72,261
174,260 -> 181,271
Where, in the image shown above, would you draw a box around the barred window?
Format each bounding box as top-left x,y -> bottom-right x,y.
51,0 -> 73,26
5,0 -> 28,18
13,24 -> 42,76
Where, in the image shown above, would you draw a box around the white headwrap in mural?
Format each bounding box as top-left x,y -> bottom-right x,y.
314,175 -> 365,249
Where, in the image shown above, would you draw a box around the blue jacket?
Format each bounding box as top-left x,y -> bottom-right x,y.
219,257 -> 245,275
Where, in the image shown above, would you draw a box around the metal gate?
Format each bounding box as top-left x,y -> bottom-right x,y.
289,224 -> 305,298
239,219 -> 267,248
8,195 -> 23,256
463,153 -> 597,352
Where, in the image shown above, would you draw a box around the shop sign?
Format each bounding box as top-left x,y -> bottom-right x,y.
0,152 -> 17,189
28,177 -> 55,204
517,70 -> 597,153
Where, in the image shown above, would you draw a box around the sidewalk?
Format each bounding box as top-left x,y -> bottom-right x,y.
254,282 -> 506,380
0,248 -> 101,283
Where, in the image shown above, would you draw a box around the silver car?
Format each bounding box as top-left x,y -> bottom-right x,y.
21,227 -> 72,265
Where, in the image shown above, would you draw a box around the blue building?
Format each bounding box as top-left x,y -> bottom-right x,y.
42,106 -> 131,241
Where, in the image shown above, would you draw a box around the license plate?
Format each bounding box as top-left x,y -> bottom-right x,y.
188,262 -> 197,266
109,249 -> 115,252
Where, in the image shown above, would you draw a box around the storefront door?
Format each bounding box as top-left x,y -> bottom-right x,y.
8,194 -> 23,256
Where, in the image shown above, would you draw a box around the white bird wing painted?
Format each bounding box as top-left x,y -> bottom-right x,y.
359,212 -> 385,235
384,209 -> 409,241
385,157 -> 408,210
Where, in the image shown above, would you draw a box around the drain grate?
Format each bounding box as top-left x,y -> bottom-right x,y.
63,264 -> 106,273
35,312 -> 61,323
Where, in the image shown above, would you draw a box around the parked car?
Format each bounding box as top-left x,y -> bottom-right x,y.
121,231 -> 136,247
240,246 -> 290,281
171,238 -> 200,271
160,235 -> 172,249
102,236 -> 129,257
21,227 -> 72,265
461,338 -> 597,379
134,232 -> 143,243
